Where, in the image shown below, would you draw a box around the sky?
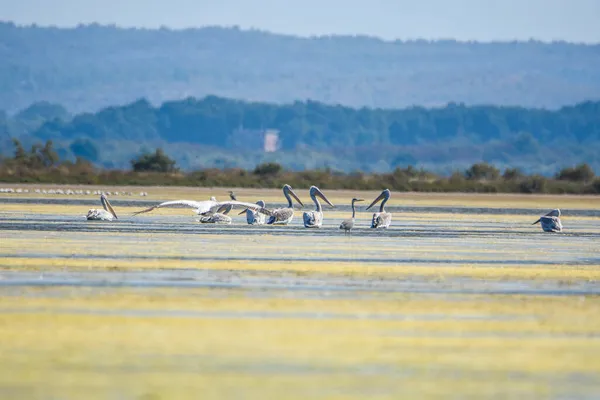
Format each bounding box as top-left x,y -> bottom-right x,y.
1,0 -> 599,43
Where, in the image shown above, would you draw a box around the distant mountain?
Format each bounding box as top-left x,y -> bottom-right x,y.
1,21 -> 600,113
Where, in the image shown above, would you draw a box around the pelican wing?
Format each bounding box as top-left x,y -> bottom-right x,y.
134,199 -> 272,217
132,200 -> 208,215
213,200 -> 272,215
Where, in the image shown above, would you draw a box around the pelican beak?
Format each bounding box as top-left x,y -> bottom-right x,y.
316,189 -> 334,207
102,195 -> 118,219
532,218 -> 541,225
356,198 -> 365,202
238,208 -> 249,215
289,188 -> 304,207
366,192 -> 385,211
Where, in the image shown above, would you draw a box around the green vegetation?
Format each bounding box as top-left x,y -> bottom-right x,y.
1,22 -> 600,113
131,148 -> 178,173
1,140 -> 598,193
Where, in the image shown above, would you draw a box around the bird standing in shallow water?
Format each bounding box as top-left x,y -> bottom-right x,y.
340,197 -> 364,235
532,209 -> 563,232
366,189 -> 392,228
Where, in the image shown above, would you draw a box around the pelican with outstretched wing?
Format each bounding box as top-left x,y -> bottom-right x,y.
132,197 -> 268,223
238,200 -> 267,225
366,189 -> 392,228
303,186 -> 334,228
340,197 -> 364,235
264,184 -> 304,225
87,194 -> 118,221
532,209 -> 563,232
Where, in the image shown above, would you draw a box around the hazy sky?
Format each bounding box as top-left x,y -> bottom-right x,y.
1,0 -> 599,43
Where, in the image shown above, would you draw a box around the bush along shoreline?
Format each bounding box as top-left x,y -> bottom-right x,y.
1,140 -> 598,194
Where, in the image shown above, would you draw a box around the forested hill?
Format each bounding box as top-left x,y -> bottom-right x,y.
1,22 -> 600,113
1,97 -> 599,174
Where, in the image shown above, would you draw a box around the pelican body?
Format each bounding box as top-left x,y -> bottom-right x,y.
198,193 -> 239,224
87,194 -> 118,221
303,186 -> 334,228
265,184 -> 304,225
340,198 -> 364,235
239,200 -> 267,225
366,189 -> 392,229
533,209 -> 563,232
197,197 -> 232,224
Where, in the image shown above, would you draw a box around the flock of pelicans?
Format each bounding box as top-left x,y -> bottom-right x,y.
86,184 -> 564,233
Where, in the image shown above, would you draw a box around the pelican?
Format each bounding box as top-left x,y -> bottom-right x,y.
132,197 -> 268,222
197,196 -> 234,224
533,209 -> 563,232
238,200 -> 267,225
87,194 -> 118,221
261,184 -> 304,225
366,189 -> 392,229
339,198 -> 364,235
303,186 -> 334,228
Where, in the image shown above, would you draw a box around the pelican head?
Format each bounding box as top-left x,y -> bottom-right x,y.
210,196 -> 217,201
100,193 -> 118,219
352,198 -> 364,204
283,184 -> 304,207
366,189 -> 391,211
309,186 -> 334,207
228,191 -> 237,201
533,208 -> 561,225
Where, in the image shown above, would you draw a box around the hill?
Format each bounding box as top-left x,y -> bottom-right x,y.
2,96 -> 599,175
1,22 -> 600,113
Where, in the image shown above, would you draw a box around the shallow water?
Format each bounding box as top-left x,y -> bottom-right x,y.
1,194 -> 600,399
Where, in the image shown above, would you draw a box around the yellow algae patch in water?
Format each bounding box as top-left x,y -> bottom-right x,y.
0,292 -> 600,399
2,257 -> 600,282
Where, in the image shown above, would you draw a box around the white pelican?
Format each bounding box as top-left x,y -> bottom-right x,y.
532,209 -> 563,232
339,197 -> 364,235
366,189 -> 392,228
303,186 -> 334,228
238,200 -> 267,225
263,184 -> 304,225
132,197 -> 267,222
87,194 -> 118,221
197,196 -> 234,224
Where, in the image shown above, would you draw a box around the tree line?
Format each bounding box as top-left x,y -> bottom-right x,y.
2,96 -> 600,175
1,140 -> 598,194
